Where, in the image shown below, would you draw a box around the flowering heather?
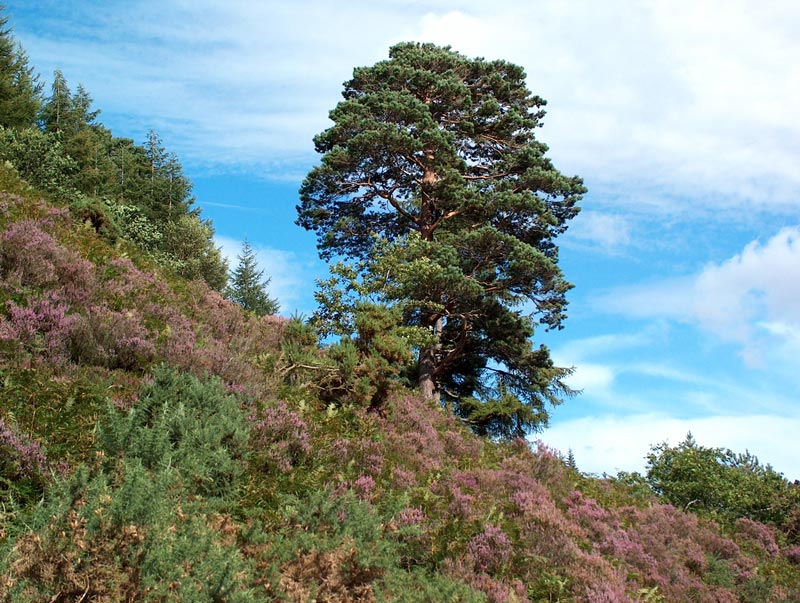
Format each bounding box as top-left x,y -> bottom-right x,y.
391,466 -> 416,489
152,305 -> 196,367
566,550 -> 630,602
0,418 -> 51,479
785,544 -> 800,564
250,401 -> 312,473
103,257 -> 170,304
442,558 -> 526,603
442,428 -> 484,460
351,474 -> 376,501
0,293 -> 78,364
579,584 -> 632,603
383,396 -> 447,473
735,517 -> 780,556
447,485 -> 476,520
396,506 -> 425,528
196,289 -> 243,341
565,490 -> 616,540
466,525 -> 512,573
0,219 -> 95,300
70,305 -> 156,370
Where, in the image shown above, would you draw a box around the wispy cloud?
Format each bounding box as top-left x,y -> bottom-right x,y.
597,226 -> 800,366
565,211 -> 632,252
12,0 -> 800,217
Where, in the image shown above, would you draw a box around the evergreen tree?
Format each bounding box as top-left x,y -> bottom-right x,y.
162,214 -> 229,291
0,8 -> 41,128
298,43 -> 585,436
40,70 -> 100,137
38,70 -> 113,196
143,129 -> 193,220
226,238 -> 279,315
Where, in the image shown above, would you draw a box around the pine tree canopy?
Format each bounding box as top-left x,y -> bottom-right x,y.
298,42 -> 586,436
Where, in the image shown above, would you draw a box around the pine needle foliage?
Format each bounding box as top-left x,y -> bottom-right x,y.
99,366 -> 250,500
298,42 -> 585,435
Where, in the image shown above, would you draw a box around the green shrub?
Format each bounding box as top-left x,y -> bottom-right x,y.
0,460 -> 256,602
646,434 -> 800,539
265,488 -> 486,603
99,366 -> 250,500
1,368 -> 256,602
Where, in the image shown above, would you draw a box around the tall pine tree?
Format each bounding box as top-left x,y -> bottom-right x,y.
0,7 -> 41,128
298,43 -> 585,436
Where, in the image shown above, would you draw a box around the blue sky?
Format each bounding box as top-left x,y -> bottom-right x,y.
9,0 -> 800,479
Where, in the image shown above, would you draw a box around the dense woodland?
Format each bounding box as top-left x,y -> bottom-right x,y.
0,8 -> 799,602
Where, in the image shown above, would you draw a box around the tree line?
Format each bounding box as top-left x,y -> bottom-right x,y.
0,8 -> 232,291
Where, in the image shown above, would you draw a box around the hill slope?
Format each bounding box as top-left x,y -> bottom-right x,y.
0,181 -> 798,602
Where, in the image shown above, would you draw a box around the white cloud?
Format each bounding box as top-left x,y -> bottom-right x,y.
598,226 -> 800,366
563,362 -> 616,393
541,413 -> 800,481
566,211 -> 632,251
13,0 -> 800,214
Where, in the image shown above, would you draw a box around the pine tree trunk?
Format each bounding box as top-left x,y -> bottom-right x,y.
418,315 -> 442,401
418,347 -> 438,400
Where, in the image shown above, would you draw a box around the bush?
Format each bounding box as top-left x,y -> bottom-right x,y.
265,488 -> 486,603
0,126 -> 77,195
1,461 -> 256,603
1,368 -> 256,602
645,434 -> 800,538
99,367 -> 250,500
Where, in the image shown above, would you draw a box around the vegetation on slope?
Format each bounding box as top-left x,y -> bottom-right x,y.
0,180 -> 798,602
0,9 -> 798,603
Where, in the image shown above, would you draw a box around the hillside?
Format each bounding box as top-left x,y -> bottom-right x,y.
0,179 -> 798,601
0,10 -> 799,602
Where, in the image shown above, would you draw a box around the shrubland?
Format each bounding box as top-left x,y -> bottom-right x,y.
0,13 -> 799,602
0,183 -> 798,601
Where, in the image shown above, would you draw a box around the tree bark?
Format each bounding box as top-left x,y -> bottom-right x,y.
418,315 -> 442,401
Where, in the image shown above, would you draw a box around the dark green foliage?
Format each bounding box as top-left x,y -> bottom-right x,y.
277,307 -> 413,408
226,238 -> 279,315
39,70 -> 100,137
0,125 -> 77,194
321,303 -> 414,408
99,366 -> 250,500
646,434 -> 800,538
1,369 -> 256,602
0,8 -> 40,129
161,214 -> 229,290
298,42 -> 585,436
142,129 -> 193,221
455,387 -> 549,440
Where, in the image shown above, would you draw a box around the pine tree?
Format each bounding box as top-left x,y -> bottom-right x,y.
0,8 -> 41,128
298,43 -> 585,436
226,238 -> 279,315
143,129 -> 193,220
39,70 -> 101,137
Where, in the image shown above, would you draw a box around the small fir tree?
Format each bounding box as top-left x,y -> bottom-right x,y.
226,238 -> 279,315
